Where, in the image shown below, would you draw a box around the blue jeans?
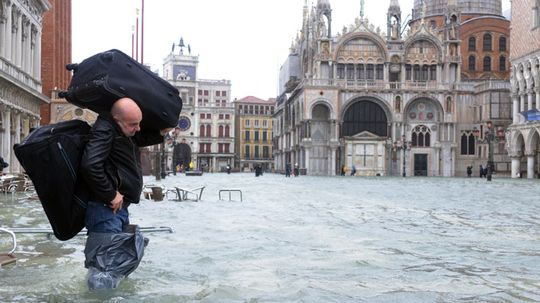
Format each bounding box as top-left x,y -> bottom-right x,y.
85,201 -> 129,233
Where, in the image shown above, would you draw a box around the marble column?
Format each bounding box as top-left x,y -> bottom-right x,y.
520,93 -> 526,122
330,147 -> 336,176
511,156 -> 521,178
528,89 -> 534,111
512,94 -> 519,124
34,28 -> 41,79
2,108 -> 11,166
15,7 -> 22,67
526,154 -> 535,179
5,1 -> 12,61
304,147 -> 310,173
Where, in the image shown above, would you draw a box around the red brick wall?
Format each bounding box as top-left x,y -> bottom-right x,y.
460,17 -> 510,80
510,0 -> 540,61
412,14 -> 510,81
41,0 -> 72,125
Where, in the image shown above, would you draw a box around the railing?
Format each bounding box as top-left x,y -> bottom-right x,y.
304,78 -> 454,91
0,57 -> 42,92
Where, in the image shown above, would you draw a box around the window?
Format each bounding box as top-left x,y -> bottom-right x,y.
199,125 -> 205,137
254,146 -> 260,159
468,55 -> 476,71
216,91 -> 221,97
218,125 -> 224,137
254,131 -> 259,142
262,120 -> 268,128
406,65 -> 411,80
499,36 -> 507,52
200,113 -> 205,119
395,96 -> 401,113
460,132 -> 476,155
411,125 -> 431,147
254,120 -> 259,128
483,33 -> 492,51
429,65 -> 437,80
219,114 -> 223,119
413,65 -> 420,80
245,130 -> 250,141
245,119 -> 250,128
347,64 -> 355,80
244,145 -> 250,159
222,91 -> 227,97
366,64 -> 374,79
206,113 -> 211,119
421,65 -> 429,81
204,90 -> 209,96
206,125 -> 211,137
225,114 -> 230,119
376,64 -> 384,80
357,64 -> 365,80
218,143 -> 224,153
224,143 -> 230,153
262,131 -> 267,142
499,56 -> 506,71
225,125 -> 230,137
263,146 -> 269,159
468,37 -> 476,51
198,89 -> 202,95
483,56 -> 491,71
337,64 -> 345,79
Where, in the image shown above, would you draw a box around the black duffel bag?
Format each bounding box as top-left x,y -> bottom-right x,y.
14,120 -> 91,241
59,49 -> 182,131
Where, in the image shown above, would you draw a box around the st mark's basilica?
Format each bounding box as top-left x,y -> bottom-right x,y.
273,0 -> 519,177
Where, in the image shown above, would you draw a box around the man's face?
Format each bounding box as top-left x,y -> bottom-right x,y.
115,112 -> 142,137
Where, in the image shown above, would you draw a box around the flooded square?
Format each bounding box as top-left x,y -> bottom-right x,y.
1,173 -> 539,302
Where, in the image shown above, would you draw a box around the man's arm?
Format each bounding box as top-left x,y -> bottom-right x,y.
80,120 -> 117,204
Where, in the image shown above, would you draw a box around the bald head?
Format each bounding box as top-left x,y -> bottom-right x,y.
111,97 -> 142,137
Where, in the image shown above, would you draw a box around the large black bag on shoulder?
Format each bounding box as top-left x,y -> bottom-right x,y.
14,120 -> 91,241
59,49 -> 182,131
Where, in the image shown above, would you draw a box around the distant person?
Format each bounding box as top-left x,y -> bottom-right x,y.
285,163 -> 291,177
350,165 -> 356,176
226,164 -> 231,174
294,163 -> 299,177
341,165 -> 346,176
479,165 -> 484,178
0,156 -> 8,174
466,165 -> 472,177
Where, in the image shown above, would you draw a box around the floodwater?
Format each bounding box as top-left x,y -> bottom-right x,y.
1,173 -> 539,302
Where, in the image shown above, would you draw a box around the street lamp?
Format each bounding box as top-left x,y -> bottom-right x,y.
485,121 -> 494,181
392,135 -> 411,177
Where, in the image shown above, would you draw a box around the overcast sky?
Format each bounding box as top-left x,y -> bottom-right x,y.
72,0 -> 510,101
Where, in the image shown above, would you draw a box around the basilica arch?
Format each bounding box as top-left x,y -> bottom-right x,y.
403,96 -> 445,176
340,97 -> 390,176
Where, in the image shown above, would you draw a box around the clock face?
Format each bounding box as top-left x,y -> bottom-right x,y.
178,116 -> 191,131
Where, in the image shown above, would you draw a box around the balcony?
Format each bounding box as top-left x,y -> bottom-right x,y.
304,78 -> 453,91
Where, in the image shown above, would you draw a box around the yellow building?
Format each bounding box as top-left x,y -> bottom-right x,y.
234,96 -> 275,172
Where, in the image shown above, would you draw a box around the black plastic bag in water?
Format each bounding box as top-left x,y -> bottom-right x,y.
84,225 -> 147,290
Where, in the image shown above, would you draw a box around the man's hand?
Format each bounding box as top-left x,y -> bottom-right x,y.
160,128 -> 173,136
109,191 -> 123,213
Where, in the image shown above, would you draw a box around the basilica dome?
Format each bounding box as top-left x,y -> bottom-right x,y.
413,0 -> 502,17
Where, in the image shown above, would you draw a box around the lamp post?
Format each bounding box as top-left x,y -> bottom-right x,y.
392,135 -> 410,177
486,121 -> 494,181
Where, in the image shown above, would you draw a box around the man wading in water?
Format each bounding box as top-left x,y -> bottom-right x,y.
81,97 -> 171,290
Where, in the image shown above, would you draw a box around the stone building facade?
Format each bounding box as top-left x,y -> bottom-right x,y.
507,0 -> 540,178
0,0 -> 50,173
273,0 -> 511,177
233,96 -> 275,172
162,44 -> 235,172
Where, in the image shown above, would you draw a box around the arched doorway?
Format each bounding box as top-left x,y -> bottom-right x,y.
404,98 -> 442,176
341,99 -> 389,176
310,103 -> 331,175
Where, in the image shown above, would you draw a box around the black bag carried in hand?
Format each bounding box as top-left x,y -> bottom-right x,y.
59,49 -> 182,131
14,120 -> 91,241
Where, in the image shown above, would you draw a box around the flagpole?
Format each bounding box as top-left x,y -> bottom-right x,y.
141,0 -> 145,65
